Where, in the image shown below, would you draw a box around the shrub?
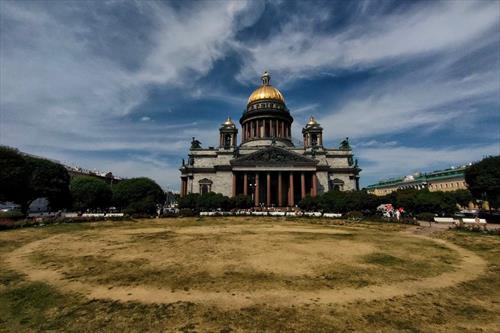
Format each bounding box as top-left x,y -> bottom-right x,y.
299,195 -> 319,211
179,208 -> 196,217
416,212 -> 436,222
346,211 -> 363,220
0,210 -> 25,220
232,195 -> 253,209
178,192 -> 237,211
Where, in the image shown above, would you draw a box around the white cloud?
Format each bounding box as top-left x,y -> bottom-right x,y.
355,140 -> 398,148
319,65 -> 498,140
135,1 -> 264,85
237,1 -> 500,82
0,0 -> 260,158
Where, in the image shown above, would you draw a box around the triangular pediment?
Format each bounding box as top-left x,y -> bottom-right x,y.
231,146 -> 317,166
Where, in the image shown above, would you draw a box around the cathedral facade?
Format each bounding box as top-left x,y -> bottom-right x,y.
180,72 -> 361,207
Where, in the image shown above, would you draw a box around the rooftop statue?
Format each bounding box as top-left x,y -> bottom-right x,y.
190,137 -> 202,149
339,137 -> 351,150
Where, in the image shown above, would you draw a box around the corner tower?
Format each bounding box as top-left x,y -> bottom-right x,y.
239,72 -> 294,147
302,116 -> 323,149
219,117 -> 238,149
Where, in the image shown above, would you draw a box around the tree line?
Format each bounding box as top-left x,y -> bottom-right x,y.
0,146 -> 165,215
298,188 -> 473,216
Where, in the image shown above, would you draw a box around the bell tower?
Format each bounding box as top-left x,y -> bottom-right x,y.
302,116 -> 323,149
219,117 -> 238,149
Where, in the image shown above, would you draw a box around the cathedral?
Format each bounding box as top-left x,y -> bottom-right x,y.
180,72 -> 361,207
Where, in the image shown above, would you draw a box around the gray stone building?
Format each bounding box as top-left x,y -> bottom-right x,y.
180,72 -> 361,207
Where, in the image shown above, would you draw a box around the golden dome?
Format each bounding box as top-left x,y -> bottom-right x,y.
307,116 -> 318,126
247,71 -> 285,105
222,117 -> 235,127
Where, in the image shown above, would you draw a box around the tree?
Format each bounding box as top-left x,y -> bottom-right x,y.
451,189 -> 473,208
465,156 -> 500,210
0,146 -> 30,206
0,147 -> 71,212
112,177 -> 165,215
298,195 -> 319,211
232,194 -> 253,209
70,176 -> 112,211
25,156 -> 71,211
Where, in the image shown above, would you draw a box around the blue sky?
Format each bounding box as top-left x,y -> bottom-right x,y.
1,0 -> 499,191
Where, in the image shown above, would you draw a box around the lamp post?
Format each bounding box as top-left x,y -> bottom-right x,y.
249,183 -> 256,201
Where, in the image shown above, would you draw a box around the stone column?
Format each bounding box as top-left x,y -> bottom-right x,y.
289,172 -> 294,207
232,173 -> 237,198
267,172 -> 271,207
255,173 -> 260,206
301,172 -> 306,199
312,173 -> 317,197
281,121 -> 285,138
243,173 -> 248,196
278,172 -> 283,207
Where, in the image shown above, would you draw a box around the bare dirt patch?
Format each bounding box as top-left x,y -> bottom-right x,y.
4,220 -> 486,310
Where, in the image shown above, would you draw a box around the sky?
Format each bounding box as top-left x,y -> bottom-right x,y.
1,0 -> 499,191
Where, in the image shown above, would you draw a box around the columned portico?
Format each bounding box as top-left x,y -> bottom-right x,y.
230,146 -> 319,207
232,170 -> 317,207
278,172 -> 283,206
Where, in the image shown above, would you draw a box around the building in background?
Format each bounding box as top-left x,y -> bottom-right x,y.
179,72 -> 361,207
366,165 -> 469,196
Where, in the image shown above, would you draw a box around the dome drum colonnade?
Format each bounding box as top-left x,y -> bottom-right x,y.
240,71 -> 293,146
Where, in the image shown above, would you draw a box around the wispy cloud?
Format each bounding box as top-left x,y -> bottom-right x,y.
237,1 -> 499,82
320,62 -> 498,140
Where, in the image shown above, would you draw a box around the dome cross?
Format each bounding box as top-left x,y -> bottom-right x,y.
261,71 -> 271,85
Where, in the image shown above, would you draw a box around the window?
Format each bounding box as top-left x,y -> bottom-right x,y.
311,134 -> 318,146
224,134 -> 231,148
198,178 -> 213,194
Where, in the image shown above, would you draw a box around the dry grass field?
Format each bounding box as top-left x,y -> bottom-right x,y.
0,217 -> 498,332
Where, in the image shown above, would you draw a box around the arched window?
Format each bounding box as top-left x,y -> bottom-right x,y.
224,134 -> 231,148
330,178 -> 345,191
311,134 -> 318,146
198,178 -> 213,194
